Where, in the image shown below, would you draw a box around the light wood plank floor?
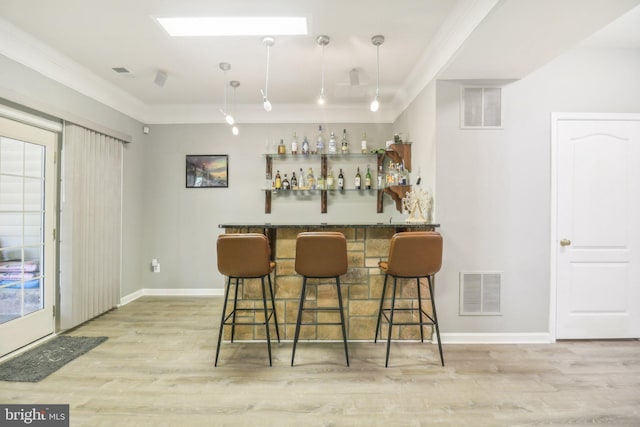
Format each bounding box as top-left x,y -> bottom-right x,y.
1,296 -> 639,426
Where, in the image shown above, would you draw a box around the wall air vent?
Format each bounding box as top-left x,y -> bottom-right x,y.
461,86 -> 502,128
459,272 -> 502,315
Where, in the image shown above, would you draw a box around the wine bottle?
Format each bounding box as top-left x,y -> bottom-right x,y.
361,132 -> 368,154
282,173 -> 290,190
327,168 -> 335,189
365,166 -> 372,189
355,167 -> 361,190
328,131 -> 337,154
291,170 -> 298,190
338,168 -> 345,190
275,170 -> 282,190
301,136 -> 310,155
341,129 -> 349,154
291,132 -> 298,155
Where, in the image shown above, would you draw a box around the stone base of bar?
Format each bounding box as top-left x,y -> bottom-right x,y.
220,223 -> 438,341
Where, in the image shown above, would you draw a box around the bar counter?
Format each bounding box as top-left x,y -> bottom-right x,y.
219,222 -> 439,341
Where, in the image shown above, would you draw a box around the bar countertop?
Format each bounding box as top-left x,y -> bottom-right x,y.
219,222 -> 440,229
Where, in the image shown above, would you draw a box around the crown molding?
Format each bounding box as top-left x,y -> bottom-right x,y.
391,0 -> 499,119
144,103 -> 395,124
0,16 -> 147,122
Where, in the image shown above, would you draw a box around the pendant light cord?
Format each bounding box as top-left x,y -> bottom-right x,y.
223,71 -> 228,111
321,44 -> 325,95
375,44 -> 380,97
264,45 -> 271,98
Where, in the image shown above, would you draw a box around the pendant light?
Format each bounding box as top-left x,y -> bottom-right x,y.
370,35 -> 384,112
230,80 -> 240,136
316,35 -> 330,105
261,37 -> 275,112
219,62 -> 235,124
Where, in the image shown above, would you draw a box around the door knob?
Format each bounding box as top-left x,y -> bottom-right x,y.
560,238 -> 571,247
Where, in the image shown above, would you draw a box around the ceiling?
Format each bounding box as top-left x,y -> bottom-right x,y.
0,0 -> 639,124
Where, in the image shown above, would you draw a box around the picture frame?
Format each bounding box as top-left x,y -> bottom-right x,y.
186,155 -> 228,188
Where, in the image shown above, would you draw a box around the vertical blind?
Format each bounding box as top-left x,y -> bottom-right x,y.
59,124 -> 122,330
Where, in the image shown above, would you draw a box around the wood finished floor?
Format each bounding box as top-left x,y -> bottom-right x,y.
1,296 -> 639,426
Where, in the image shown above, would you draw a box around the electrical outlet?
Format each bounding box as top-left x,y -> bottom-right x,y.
151,259 -> 160,273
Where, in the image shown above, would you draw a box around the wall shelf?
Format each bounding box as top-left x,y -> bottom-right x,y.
264,144 -> 412,214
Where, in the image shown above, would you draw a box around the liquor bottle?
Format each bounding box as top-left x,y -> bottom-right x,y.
341,129 -> 349,154
377,164 -> 383,189
317,174 -> 325,190
275,170 -> 282,190
361,132 -> 368,154
354,167 -> 362,190
338,168 -> 345,190
282,173 -> 290,190
365,166 -> 372,189
328,131 -> 337,154
291,132 -> 298,155
327,169 -> 335,189
301,136 -> 310,155
299,167 -> 306,189
315,125 -> 325,154
307,167 -> 315,190
291,170 -> 298,190
277,139 -> 286,155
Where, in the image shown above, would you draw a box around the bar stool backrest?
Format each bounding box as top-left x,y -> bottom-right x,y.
217,233 -> 271,278
295,232 -> 348,278
386,232 -> 443,277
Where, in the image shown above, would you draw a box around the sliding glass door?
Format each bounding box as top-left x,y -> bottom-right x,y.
0,116 -> 57,357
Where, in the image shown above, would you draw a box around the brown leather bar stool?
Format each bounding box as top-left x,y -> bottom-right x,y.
291,232 -> 349,367
215,233 -> 280,366
374,231 -> 443,367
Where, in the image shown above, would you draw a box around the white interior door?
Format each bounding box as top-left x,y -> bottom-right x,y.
556,116 -> 640,339
0,116 -> 57,356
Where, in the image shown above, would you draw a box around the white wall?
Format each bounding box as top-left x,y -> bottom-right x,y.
142,123 -> 396,291
432,47 -> 640,334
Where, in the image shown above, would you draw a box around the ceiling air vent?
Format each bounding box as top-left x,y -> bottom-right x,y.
459,272 -> 502,315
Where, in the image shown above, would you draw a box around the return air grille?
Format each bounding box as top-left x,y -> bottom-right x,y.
459,272 -> 502,315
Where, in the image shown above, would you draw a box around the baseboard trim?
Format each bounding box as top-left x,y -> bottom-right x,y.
116,293 -> 554,344
119,288 -> 223,306
438,332 -> 553,344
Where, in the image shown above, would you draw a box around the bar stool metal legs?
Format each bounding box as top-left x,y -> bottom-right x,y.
374,231 -> 444,367
215,273 -> 280,366
375,274 -> 443,367
291,275 -> 349,366
215,233 -> 280,367
291,232 -> 349,367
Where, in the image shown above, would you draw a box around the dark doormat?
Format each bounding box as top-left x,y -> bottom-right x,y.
0,335 -> 108,382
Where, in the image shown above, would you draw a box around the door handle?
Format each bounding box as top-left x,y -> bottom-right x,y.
560,238 -> 571,247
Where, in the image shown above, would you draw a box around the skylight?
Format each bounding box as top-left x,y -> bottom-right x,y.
156,16 -> 308,36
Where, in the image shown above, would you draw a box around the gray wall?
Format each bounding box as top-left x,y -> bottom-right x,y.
431,47 -> 640,334
0,54 -> 147,298
392,81 -> 437,204
142,123 -> 395,291
4,43 -> 639,336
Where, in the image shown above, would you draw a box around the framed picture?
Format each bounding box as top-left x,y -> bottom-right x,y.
186,155 -> 228,188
